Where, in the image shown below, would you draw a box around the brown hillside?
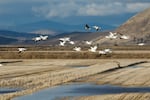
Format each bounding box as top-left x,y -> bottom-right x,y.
116,7 -> 150,41
94,8 -> 150,45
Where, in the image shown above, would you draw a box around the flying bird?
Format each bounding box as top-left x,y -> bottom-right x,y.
33,37 -> 42,42
59,41 -> 66,46
104,49 -> 112,53
73,47 -> 81,51
137,43 -> 145,46
88,46 -> 97,52
105,32 -> 118,39
85,41 -> 92,45
99,49 -> 112,55
40,35 -> 48,40
69,41 -> 75,45
59,37 -> 70,42
119,34 -> 129,40
99,50 -> 106,55
120,35 -> 129,40
18,48 -> 27,53
85,24 -> 91,30
93,26 -> 100,31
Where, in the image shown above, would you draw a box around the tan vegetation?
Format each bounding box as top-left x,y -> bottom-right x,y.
116,8 -> 150,37
1,46 -> 150,59
0,59 -> 145,100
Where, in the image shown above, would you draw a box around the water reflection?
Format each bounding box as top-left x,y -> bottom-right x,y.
14,83 -> 150,100
0,88 -> 21,94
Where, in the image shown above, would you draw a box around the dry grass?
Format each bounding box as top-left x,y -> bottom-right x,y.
0,59 -> 141,100
1,45 -> 150,59
1,46 -> 150,59
1,51 -> 150,59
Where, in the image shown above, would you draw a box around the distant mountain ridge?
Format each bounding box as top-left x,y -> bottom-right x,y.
0,30 -> 39,40
9,20 -> 116,33
0,29 -> 105,45
0,36 -> 18,45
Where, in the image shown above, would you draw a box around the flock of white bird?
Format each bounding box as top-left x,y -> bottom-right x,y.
58,36 -> 112,55
18,35 -> 49,53
17,24 -> 145,54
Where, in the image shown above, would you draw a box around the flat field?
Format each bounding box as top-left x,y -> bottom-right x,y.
0,46 -> 150,100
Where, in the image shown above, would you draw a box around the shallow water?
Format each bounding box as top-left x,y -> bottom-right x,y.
14,83 -> 150,100
69,65 -> 89,68
0,88 -> 21,94
128,66 -> 142,68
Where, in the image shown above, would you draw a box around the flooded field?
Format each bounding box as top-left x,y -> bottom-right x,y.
0,59 -> 150,100
14,83 -> 150,100
0,88 -> 22,94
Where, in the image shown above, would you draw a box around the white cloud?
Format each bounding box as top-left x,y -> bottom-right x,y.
0,0 -> 150,18
32,1 -> 150,18
32,1 -> 80,18
77,2 -> 125,16
126,3 -> 150,13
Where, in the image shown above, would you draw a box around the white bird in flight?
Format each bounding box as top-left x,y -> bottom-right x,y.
88,46 -> 97,52
69,41 -> 75,45
85,41 -> 92,45
99,50 -> 106,55
137,43 -> 145,46
33,37 -> 42,42
59,41 -> 66,46
85,24 -> 91,30
104,49 -> 112,53
18,48 -> 27,53
119,34 -> 129,40
93,26 -> 100,31
59,37 -> 70,42
40,35 -> 48,40
99,49 -> 112,55
105,32 -> 118,39
73,47 -> 81,51
120,35 -> 129,39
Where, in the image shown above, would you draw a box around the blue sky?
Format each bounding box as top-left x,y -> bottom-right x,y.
0,0 -> 150,28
